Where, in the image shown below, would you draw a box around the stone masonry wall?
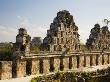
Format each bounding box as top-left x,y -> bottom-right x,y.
0,61 -> 12,80
1,52 -> 110,80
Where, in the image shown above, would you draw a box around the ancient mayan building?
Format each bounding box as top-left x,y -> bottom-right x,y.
86,24 -> 110,50
31,37 -> 42,47
13,28 -> 31,54
43,10 -> 80,52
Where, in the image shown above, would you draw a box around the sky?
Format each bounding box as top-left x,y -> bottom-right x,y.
0,0 -> 110,43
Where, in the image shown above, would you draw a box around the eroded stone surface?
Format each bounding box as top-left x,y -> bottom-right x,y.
86,24 -> 110,50
0,61 -> 12,80
43,10 -> 80,52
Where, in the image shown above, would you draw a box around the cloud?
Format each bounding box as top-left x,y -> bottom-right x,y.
0,16 -> 49,42
17,16 -> 48,39
0,25 -> 17,42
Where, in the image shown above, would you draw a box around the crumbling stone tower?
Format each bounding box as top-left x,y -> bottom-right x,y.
86,24 -> 110,50
43,10 -> 80,52
14,28 -> 31,54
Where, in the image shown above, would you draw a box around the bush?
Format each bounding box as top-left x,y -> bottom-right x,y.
0,47 -> 13,60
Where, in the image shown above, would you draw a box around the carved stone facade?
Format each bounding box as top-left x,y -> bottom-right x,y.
43,10 -> 80,52
14,28 -> 31,54
86,24 -> 110,50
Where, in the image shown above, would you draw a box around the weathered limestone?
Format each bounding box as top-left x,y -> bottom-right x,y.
63,57 -> 69,71
43,10 -> 80,52
13,60 -> 26,78
79,55 -> 85,68
109,54 -> 110,63
86,24 -> 110,50
104,54 -> 108,65
92,55 -> 96,66
86,55 -> 90,67
43,58 -> 50,74
31,59 -> 39,75
98,54 -> 102,65
31,37 -> 42,47
72,56 -> 77,69
54,57 -> 60,72
0,61 -> 12,80
1,52 -> 110,80
13,28 -> 31,56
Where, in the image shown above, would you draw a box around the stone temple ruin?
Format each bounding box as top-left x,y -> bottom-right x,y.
86,24 -> 110,50
13,28 -> 31,56
43,10 -> 80,52
1,10 -> 110,80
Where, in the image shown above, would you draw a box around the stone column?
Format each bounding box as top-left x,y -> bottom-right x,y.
98,54 -> 102,65
0,61 -> 12,80
54,57 -> 60,72
43,58 -> 50,74
72,55 -> 77,69
79,55 -> 85,68
31,59 -> 39,75
92,54 -> 96,66
12,60 -> 26,78
63,57 -> 69,71
104,54 -> 108,65
109,54 -> 110,64
86,55 -> 90,67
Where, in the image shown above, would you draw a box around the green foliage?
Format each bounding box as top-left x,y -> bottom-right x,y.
81,72 -> 91,81
0,47 -> 13,60
31,77 -> 41,82
55,71 -> 62,80
31,46 -> 40,54
80,43 -> 88,51
31,79 -> 36,82
31,70 -> 110,82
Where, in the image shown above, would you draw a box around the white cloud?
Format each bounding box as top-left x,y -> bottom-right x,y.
17,16 -> 48,39
0,25 -> 17,42
0,16 -> 49,42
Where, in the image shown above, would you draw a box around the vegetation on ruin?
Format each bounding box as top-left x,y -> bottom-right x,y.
31,72 -> 83,82
31,68 -> 110,82
30,46 -> 41,54
80,43 -> 88,51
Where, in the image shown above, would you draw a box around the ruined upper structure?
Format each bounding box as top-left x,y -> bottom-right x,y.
43,10 -> 80,52
14,28 -> 31,54
86,24 -> 110,50
31,37 -> 42,47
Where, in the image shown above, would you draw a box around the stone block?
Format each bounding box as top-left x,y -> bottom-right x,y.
0,61 -> 12,80
72,56 -> 77,69
92,55 -> 96,66
79,55 -> 84,68
86,55 -> 90,67
109,54 -> 110,64
54,57 -> 60,72
43,58 -> 50,74
31,59 -> 39,75
104,54 -> 108,65
98,54 -> 102,65
63,57 -> 69,71
13,60 -> 26,78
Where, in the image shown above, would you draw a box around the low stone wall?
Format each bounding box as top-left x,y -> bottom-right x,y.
1,51 -> 110,80
0,61 -> 12,80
